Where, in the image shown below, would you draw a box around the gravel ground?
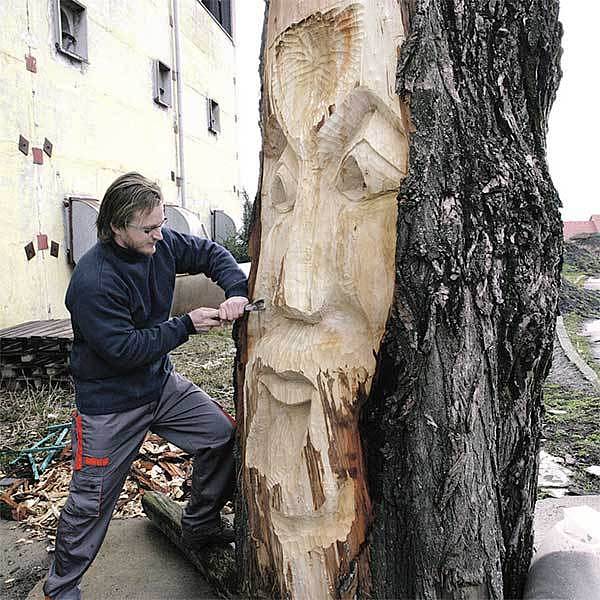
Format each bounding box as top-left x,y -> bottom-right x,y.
0,520 -> 51,600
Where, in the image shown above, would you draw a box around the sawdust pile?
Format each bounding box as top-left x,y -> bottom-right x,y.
0,433 -> 193,539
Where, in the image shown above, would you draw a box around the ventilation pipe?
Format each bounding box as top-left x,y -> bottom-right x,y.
172,0 -> 187,207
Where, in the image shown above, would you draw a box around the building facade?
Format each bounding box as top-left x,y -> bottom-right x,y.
0,0 -> 239,328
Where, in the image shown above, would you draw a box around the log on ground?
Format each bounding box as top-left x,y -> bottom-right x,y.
141,491 -> 236,598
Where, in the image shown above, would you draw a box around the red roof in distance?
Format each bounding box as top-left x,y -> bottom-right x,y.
563,214 -> 600,239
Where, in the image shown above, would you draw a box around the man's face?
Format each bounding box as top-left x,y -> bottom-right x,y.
112,203 -> 165,256
244,0 -> 408,591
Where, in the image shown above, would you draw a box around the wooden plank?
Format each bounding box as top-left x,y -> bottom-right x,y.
0,321 -> 39,337
30,320 -> 72,339
27,321 -> 69,338
0,319 -> 72,339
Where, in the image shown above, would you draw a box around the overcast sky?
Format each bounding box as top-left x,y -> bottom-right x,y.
234,0 -> 264,205
547,3 -> 599,222
235,1 -> 597,222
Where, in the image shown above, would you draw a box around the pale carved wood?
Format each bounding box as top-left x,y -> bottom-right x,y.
238,1 -> 409,597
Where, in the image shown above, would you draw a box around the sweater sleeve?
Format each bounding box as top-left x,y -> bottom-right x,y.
70,284 -> 191,371
166,229 -> 248,298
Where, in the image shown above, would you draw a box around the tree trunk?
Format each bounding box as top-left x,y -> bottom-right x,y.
236,0 -> 563,598
362,1 -> 563,599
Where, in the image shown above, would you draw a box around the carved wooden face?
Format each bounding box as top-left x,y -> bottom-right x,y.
244,1 -> 408,593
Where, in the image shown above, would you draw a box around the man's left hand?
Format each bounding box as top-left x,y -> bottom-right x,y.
218,296 -> 249,321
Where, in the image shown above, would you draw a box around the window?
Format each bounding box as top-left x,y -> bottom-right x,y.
201,0 -> 232,37
207,98 -> 221,134
153,60 -> 172,108
54,0 -> 88,62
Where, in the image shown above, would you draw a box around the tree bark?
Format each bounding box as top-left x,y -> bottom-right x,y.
362,1 -> 563,599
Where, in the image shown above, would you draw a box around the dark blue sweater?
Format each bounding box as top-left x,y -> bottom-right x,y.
66,228 -> 248,415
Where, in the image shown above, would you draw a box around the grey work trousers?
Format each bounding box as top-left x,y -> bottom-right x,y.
43,371 -> 235,600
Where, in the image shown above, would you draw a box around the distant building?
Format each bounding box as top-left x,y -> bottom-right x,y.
0,0 -> 239,328
563,215 -> 600,240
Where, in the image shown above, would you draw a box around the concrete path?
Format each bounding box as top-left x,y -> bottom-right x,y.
526,495 -> 600,600
24,519 -> 217,600
584,278 -> 600,292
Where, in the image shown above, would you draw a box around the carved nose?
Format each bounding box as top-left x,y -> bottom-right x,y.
274,241 -> 323,323
273,167 -> 328,322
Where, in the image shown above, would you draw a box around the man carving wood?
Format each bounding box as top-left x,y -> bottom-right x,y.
44,173 -> 248,600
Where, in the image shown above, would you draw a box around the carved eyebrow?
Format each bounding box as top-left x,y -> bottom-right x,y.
316,89 -> 401,160
269,5 -> 364,141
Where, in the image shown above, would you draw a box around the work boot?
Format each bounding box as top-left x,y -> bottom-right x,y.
181,516 -> 235,548
180,439 -> 236,538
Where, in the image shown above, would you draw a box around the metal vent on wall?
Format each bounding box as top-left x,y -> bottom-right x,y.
64,197 -> 99,264
65,200 -> 231,264
164,205 -> 208,238
211,210 -> 236,244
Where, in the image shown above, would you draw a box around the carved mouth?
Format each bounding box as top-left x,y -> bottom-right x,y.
259,369 -> 316,406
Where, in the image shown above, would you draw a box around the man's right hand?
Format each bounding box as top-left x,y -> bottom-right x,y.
187,307 -> 221,334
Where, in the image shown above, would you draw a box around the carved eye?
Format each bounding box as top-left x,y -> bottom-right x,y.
337,154 -> 368,201
270,173 -> 293,213
270,148 -> 298,213
336,140 -> 402,202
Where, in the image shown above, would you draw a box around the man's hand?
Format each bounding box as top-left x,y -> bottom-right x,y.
218,296 -> 249,322
188,307 -> 221,333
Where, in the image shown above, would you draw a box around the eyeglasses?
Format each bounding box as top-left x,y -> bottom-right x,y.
127,217 -> 168,235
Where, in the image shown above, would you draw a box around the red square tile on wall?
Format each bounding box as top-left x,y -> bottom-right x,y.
25,55 -> 37,73
37,234 -> 48,250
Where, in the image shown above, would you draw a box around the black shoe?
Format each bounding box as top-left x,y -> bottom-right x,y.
181,516 -> 235,548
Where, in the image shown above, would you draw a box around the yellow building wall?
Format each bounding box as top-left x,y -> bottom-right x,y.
0,0 -> 239,329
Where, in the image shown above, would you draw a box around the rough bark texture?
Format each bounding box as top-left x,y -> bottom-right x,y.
362,1 -> 563,599
233,1 -> 268,595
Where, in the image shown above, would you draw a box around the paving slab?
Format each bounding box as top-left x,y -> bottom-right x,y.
532,494 -> 600,543
583,318 -> 600,361
526,495 -> 600,600
25,518 -> 217,600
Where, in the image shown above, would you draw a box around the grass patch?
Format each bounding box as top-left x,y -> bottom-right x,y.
563,238 -> 600,276
543,383 -> 600,494
0,384 -> 74,469
562,311 -> 600,378
170,327 -> 237,414
562,263 -> 587,287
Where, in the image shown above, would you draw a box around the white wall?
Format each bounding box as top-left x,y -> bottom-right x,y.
0,0 -> 239,328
